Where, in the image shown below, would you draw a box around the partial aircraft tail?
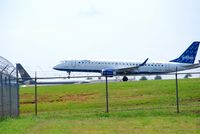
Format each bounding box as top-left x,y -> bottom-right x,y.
170,41 -> 200,64
16,63 -> 33,82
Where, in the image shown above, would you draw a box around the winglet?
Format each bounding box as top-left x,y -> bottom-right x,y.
140,58 -> 149,66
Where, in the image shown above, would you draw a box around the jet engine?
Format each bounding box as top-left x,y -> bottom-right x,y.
101,69 -> 116,77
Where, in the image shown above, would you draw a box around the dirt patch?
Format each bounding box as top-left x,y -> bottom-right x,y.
58,93 -> 96,102
20,101 -> 35,104
184,98 -> 200,102
20,93 -> 34,99
38,95 -> 52,102
120,94 -> 155,100
20,93 -> 97,104
192,110 -> 200,114
20,93 -> 35,104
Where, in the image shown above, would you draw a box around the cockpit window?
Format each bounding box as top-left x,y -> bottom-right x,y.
60,61 -> 65,64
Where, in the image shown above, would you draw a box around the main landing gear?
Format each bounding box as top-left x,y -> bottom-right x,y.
122,76 -> 128,82
67,71 -> 71,79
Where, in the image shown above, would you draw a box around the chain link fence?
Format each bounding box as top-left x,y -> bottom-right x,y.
19,72 -> 200,115
0,56 -> 19,117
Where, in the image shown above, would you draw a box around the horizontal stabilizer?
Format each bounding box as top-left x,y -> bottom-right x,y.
183,62 -> 200,69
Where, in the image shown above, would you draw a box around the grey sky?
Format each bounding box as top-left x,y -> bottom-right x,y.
1,0 -> 200,73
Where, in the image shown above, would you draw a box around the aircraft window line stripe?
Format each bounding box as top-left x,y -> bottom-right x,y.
76,61 -> 163,67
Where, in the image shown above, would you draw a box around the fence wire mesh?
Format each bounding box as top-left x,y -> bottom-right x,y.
19,73 -> 200,115
0,56 -> 19,118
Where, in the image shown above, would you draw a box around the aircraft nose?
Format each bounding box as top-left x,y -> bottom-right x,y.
53,64 -> 62,70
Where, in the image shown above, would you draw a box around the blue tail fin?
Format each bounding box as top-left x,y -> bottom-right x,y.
16,63 -> 32,82
170,41 -> 200,64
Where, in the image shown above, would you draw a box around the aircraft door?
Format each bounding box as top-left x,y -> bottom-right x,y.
71,60 -> 76,67
65,61 -> 70,67
165,64 -> 170,72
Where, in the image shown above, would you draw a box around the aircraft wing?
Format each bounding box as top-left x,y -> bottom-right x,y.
115,58 -> 149,73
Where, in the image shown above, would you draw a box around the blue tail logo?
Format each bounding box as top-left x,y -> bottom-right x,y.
170,41 -> 200,64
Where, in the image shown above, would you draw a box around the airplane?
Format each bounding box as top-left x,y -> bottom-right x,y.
16,64 -> 90,85
53,41 -> 200,81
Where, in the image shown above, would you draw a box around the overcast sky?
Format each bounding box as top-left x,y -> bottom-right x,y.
1,0 -> 200,73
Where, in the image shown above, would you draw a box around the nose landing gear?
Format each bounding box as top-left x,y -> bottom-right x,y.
67,71 -> 71,79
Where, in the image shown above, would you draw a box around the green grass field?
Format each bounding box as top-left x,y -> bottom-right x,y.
0,78 -> 200,134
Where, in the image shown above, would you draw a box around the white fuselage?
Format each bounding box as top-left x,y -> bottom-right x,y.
53,60 -> 192,75
53,42 -> 200,77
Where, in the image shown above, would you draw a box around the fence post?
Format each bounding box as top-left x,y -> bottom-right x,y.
9,75 -> 12,116
175,68 -> 180,113
0,73 -> 3,116
9,69 -> 15,116
105,76 -> 109,113
35,72 -> 38,116
16,64 -> 20,116
0,66 -> 8,117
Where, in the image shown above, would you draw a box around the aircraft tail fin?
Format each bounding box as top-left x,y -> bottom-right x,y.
170,41 -> 200,64
16,63 -> 33,82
